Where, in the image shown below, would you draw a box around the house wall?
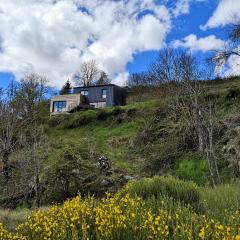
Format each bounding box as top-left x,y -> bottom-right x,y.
74,85 -> 115,107
50,93 -> 82,115
113,86 -> 127,106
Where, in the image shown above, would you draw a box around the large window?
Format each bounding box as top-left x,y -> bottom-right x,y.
102,89 -> 107,99
53,101 -> 67,112
81,90 -> 88,96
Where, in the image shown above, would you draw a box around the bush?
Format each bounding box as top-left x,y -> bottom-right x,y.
126,107 -> 137,116
176,153 -> 209,185
225,87 -> 240,101
48,114 -> 68,128
42,141 -> 99,204
122,176 -> 201,210
60,111 -> 97,129
96,110 -> 111,121
112,107 -> 124,116
2,194 -> 240,240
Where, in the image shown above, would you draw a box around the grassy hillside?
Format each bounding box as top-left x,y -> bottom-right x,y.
1,77 -> 240,207
47,100 -> 158,173
45,77 -> 240,191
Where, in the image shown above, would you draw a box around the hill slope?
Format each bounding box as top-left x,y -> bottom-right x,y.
42,77 -> 240,203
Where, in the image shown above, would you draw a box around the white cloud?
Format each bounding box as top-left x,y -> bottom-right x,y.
201,0 -> 240,30
219,47 -> 240,77
0,0 -> 173,87
173,34 -> 225,52
172,0 -> 190,17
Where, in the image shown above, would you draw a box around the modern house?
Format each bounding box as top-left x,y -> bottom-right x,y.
50,84 -> 127,115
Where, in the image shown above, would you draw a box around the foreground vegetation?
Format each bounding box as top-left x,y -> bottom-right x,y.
0,176 -> 240,240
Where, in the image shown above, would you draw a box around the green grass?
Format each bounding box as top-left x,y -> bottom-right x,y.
121,176 -> 201,211
48,121 -> 141,173
0,208 -> 31,231
201,183 -> 240,221
122,177 -> 240,221
47,100 -> 161,174
175,153 -> 209,185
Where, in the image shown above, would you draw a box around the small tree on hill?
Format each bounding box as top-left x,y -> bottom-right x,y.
96,71 -> 110,85
60,80 -> 71,95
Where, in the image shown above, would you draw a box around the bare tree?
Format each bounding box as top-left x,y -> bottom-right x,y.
128,72 -> 148,87
0,74 -> 48,184
16,73 -> 48,121
164,51 -> 221,185
29,125 -> 46,207
74,60 -> 99,87
211,22 -> 240,76
149,48 -> 179,85
0,83 -> 27,183
127,72 -> 151,101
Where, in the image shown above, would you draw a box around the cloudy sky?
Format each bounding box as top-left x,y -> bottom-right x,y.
0,0 -> 239,88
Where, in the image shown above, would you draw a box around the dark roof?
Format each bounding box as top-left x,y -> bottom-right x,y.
73,84 -> 123,89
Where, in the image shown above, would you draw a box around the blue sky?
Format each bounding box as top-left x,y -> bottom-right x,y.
0,0 -> 239,89
127,0 -> 225,74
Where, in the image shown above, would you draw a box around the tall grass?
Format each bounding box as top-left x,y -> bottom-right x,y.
121,176 -> 202,211
0,208 -> 31,231
201,183 -> 240,221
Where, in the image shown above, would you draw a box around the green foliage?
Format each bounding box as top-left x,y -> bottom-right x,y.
60,110 -> 98,129
176,153 -> 209,185
96,109 -> 112,120
0,208 -> 32,232
48,107 -> 137,130
201,183 -> 240,221
48,114 -> 67,128
122,176 -> 201,210
42,140 -> 99,204
225,86 -> 240,101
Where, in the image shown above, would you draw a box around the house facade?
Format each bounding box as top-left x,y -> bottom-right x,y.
50,84 -> 127,115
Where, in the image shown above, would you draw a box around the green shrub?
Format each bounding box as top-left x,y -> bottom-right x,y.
42,141 -> 99,204
176,153 -> 209,185
96,110 -> 111,121
122,176 -> 201,210
60,111 -> 97,129
48,115 -> 67,128
112,107 -> 124,116
225,87 -> 240,101
126,107 -> 137,116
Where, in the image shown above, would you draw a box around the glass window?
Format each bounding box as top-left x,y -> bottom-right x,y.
53,101 -> 67,112
102,89 -> 107,99
81,90 -> 88,96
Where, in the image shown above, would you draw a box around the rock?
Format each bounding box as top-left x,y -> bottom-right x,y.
119,174 -> 137,183
98,155 -> 112,173
123,175 -> 135,181
100,178 -> 114,187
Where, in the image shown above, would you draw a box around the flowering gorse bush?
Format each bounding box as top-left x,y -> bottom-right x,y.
0,193 -> 240,240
